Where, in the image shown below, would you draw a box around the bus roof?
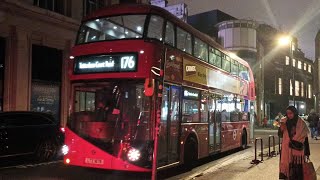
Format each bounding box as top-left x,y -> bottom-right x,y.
83,4 -> 251,69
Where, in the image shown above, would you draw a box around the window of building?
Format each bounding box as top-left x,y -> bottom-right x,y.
278,78 -> 282,95
292,43 -> 296,51
308,84 -> 312,98
301,82 -> 304,97
83,0 -> 105,16
295,80 -> 300,97
182,89 -> 200,122
31,45 -> 62,122
194,38 -> 208,61
290,79 -> 293,96
222,56 -> 231,72
304,63 -> 307,70
285,56 -> 290,65
298,61 -> 302,69
308,64 -> 312,73
292,59 -> 296,67
165,21 -> 175,46
147,15 -> 164,41
34,0 -> 65,15
177,27 -> 192,54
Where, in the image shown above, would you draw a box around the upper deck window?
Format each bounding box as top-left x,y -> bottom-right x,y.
147,15 -> 164,41
165,21 -> 175,46
231,60 -> 239,76
194,38 -> 208,62
77,15 -> 147,44
177,27 -> 192,54
239,65 -> 250,81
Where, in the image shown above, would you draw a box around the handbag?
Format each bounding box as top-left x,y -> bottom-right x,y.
303,158 -> 317,180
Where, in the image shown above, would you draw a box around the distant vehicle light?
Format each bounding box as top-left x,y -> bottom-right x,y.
60,127 -> 65,133
65,158 -> 70,164
62,145 -> 69,155
127,148 -> 141,162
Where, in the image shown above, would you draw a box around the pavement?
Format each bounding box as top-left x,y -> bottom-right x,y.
180,137 -> 320,180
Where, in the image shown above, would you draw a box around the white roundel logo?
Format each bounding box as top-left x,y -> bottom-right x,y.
233,130 -> 237,140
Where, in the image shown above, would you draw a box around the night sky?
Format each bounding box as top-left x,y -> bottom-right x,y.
169,0 -> 320,60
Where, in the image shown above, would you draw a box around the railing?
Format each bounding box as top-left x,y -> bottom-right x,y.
251,137 -> 263,164
268,135 -> 276,157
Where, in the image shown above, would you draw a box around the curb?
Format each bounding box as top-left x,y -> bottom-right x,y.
184,145 -> 280,180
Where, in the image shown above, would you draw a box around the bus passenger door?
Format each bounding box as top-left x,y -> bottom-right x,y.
168,86 -> 180,163
157,86 -> 169,166
215,110 -> 222,152
157,85 -> 180,166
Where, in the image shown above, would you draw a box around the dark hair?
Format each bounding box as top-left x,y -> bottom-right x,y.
286,106 -> 299,120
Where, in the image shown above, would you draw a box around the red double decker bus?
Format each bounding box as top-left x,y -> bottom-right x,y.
63,4 -> 255,173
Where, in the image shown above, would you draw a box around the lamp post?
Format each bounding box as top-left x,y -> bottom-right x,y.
278,35 -> 295,107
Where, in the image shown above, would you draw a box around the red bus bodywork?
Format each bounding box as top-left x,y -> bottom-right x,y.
64,4 -> 255,172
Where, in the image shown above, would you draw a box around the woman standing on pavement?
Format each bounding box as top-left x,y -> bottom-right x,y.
279,106 -> 309,180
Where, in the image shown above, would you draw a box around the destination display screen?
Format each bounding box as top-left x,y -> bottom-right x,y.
74,53 -> 138,74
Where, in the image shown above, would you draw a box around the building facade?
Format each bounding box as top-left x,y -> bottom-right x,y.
314,31 -> 320,113
257,24 -> 314,118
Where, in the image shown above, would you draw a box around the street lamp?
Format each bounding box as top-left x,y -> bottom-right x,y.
278,35 -> 295,107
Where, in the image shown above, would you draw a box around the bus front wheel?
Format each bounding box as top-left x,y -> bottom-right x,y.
184,137 -> 198,169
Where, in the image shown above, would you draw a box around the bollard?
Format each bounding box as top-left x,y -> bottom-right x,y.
268,135 -> 276,157
251,137 -> 263,164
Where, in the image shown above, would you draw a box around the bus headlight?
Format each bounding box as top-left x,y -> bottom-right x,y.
62,145 -> 69,155
127,148 -> 141,162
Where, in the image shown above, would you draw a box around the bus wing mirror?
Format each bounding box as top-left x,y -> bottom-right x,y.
144,78 -> 154,97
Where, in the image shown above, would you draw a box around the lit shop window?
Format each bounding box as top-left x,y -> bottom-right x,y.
301,82 -> 304,97
308,84 -> 312,98
295,81 -> 300,97
290,79 -> 293,96
278,78 -> 282,95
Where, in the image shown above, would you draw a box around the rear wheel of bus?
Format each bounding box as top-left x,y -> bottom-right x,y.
241,129 -> 248,149
184,137 -> 198,169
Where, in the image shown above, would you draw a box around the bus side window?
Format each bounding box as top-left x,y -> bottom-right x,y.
200,93 -> 208,122
177,27 -> 192,54
165,21 -> 175,46
147,15 -> 164,41
194,38 -> 208,62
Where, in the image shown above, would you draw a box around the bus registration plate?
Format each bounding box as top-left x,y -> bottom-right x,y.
85,158 -> 104,165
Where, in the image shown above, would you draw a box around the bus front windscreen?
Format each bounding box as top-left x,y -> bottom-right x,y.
67,81 -> 152,164
77,15 -> 147,44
